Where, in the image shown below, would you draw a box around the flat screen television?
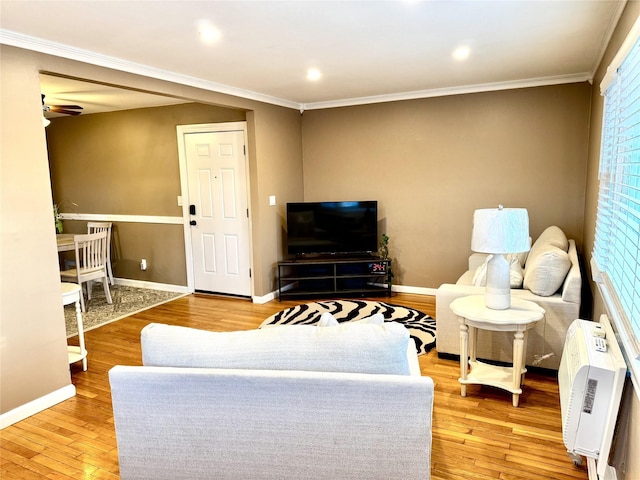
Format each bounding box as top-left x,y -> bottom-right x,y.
286,201 -> 378,256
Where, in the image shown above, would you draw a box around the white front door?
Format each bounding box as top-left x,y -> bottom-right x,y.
183,128 -> 251,296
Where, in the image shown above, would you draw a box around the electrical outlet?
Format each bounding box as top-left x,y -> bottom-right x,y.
141,259 -> 147,271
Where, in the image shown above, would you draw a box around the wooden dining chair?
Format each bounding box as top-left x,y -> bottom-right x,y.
60,231 -> 113,312
87,221 -> 114,285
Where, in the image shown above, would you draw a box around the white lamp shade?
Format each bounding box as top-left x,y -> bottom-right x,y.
471,207 -> 530,254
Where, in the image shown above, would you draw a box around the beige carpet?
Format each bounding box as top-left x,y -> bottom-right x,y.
65,284 -> 185,338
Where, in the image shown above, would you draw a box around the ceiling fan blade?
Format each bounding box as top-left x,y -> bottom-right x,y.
50,108 -> 82,116
50,105 -> 83,110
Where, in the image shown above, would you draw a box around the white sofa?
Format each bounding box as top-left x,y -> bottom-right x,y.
436,226 -> 582,370
109,321 -> 434,480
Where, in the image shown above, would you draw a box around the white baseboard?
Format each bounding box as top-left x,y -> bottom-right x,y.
253,291 -> 277,304
256,284 -> 436,304
391,284 -> 438,296
113,278 -> 190,293
0,384 -> 76,430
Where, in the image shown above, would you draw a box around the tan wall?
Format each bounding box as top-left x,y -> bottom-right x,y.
301,83 -> 591,288
47,103 -> 246,285
249,108 -> 305,294
1,47 -> 72,414
0,44 -> 303,418
59,221 -> 188,285
48,103 -> 245,215
584,2 -> 640,477
26,47 -> 303,298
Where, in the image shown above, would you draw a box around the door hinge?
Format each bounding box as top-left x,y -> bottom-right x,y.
243,144 -> 246,155
246,208 -> 249,218
249,268 -> 252,278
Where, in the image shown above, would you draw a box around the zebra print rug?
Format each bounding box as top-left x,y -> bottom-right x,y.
260,299 -> 436,355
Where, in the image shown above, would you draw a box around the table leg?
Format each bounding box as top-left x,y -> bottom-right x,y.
512,329 -> 525,407
459,318 -> 469,397
75,298 -> 87,371
469,325 -> 477,363
520,330 -> 529,386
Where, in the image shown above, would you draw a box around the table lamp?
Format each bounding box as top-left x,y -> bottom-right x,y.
471,206 -> 530,310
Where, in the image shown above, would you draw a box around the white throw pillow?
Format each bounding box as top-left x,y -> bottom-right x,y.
527,226 -> 569,267
141,321 -> 410,375
523,244 -> 571,296
317,312 -> 339,327
472,255 -> 524,288
509,257 -> 524,288
506,253 -> 526,268
472,260 -> 487,287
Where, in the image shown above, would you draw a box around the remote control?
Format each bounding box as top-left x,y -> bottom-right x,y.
595,337 -> 607,352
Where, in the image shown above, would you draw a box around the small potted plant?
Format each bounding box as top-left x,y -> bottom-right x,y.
54,204 -> 63,233
378,233 -> 390,260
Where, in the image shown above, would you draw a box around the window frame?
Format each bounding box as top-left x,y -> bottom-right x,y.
594,14 -> 640,399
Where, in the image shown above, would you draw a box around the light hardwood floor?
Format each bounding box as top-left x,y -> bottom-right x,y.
0,293 -> 588,479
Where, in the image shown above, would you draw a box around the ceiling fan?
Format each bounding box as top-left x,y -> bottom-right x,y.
41,94 -> 83,116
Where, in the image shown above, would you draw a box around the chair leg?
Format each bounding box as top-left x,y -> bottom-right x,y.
79,287 -> 86,313
107,262 -> 114,286
103,274 -> 113,305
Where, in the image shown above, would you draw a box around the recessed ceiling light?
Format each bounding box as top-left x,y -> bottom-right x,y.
452,46 -> 471,61
307,68 -> 322,81
197,20 -> 221,44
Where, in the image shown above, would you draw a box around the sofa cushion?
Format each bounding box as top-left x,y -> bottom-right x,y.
523,244 -> 571,296
141,322 -> 410,375
561,240 -> 582,304
527,226 -> 569,264
472,255 -> 524,288
318,311 -> 385,326
352,313 -> 385,324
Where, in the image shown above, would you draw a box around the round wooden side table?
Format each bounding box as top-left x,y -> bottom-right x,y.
450,295 -> 545,407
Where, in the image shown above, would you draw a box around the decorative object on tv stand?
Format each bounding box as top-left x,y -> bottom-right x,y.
378,233 -> 390,260
471,205 -> 529,310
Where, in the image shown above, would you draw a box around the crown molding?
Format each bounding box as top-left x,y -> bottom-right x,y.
300,73 -> 593,111
0,29 -> 300,110
2,28 -> 594,113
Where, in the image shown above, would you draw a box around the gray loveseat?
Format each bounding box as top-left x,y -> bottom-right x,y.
436,226 -> 582,370
109,321 -> 434,480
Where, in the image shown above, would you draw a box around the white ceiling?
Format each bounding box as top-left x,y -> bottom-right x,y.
39,74 -> 190,118
0,0 -> 627,115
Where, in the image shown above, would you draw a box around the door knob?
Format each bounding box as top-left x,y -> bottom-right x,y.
190,220 -> 197,226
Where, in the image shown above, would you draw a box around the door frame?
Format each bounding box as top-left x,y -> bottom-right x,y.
176,121 -> 253,296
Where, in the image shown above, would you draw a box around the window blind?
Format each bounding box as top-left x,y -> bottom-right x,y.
594,34 -> 640,354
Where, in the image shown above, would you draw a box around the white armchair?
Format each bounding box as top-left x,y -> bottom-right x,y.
436,228 -> 582,370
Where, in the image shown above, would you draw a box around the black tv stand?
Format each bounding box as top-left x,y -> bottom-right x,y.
278,256 -> 392,301
292,252 -> 376,262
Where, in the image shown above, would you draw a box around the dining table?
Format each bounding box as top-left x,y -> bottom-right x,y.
56,233 -> 75,252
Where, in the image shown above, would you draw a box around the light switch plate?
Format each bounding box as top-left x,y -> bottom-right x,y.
269,195 -> 276,206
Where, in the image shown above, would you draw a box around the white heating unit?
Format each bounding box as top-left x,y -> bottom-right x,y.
558,316 -> 627,479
